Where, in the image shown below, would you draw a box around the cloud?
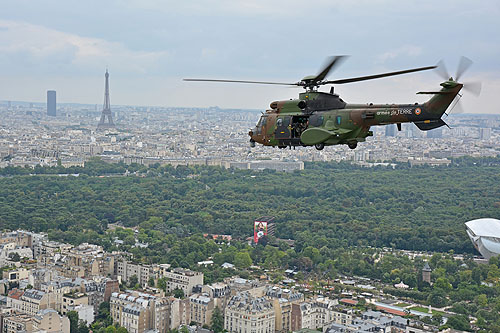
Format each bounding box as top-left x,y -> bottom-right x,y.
0,20 -> 168,76
378,45 -> 423,63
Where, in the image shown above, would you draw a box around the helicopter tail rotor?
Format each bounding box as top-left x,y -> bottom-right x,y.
435,60 -> 450,81
462,81 -> 482,96
435,56 -> 481,116
456,56 -> 473,81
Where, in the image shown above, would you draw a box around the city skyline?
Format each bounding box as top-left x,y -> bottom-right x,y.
0,1 -> 499,113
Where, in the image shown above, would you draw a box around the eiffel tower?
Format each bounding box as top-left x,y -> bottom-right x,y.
97,70 -> 115,130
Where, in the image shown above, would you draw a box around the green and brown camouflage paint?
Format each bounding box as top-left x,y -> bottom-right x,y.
249,79 -> 462,149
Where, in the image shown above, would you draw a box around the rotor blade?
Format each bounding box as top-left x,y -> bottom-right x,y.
456,56 -> 473,81
313,55 -> 348,83
324,65 -> 436,84
435,60 -> 450,80
463,81 -> 482,96
183,78 -> 299,86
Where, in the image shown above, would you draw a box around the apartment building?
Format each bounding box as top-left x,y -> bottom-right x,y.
115,260 -> 154,287
7,289 -> 49,316
225,292 -> 275,333
110,291 -> 157,333
1,313 -> 33,333
291,297 -> 350,331
189,293 -> 214,327
161,268 -> 203,297
33,309 -> 70,333
61,292 -> 89,315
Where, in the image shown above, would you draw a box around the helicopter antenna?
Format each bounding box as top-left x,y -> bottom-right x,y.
445,93 -> 464,116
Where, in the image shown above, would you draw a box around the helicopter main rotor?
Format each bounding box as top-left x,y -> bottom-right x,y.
184,56 -> 437,92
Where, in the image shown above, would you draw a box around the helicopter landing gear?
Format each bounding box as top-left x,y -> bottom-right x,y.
348,141 -> 358,149
278,146 -> 286,149
315,143 -> 325,151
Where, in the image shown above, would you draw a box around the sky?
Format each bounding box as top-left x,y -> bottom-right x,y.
0,0 -> 499,112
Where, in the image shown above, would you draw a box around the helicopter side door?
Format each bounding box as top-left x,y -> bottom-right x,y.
274,116 -> 291,140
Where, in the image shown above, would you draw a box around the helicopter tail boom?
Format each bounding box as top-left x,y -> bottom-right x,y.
421,82 -> 463,119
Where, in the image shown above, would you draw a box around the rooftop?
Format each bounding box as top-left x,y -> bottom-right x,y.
465,218 -> 500,238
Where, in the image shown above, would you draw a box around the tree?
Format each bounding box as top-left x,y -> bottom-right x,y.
92,301 -> 112,331
475,294 -> 488,308
234,251 -> 252,269
8,252 -> 20,262
180,326 -> 189,333
104,325 -> 116,333
173,288 -> 184,299
158,277 -> 167,292
128,275 -> 138,288
472,267 -> 482,285
211,306 -> 224,333
148,276 -> 155,287
427,290 -> 447,308
446,315 -> 470,331
257,235 -> 269,247
78,320 -> 89,333
431,313 -> 443,326
67,311 -> 79,333
433,277 -> 452,292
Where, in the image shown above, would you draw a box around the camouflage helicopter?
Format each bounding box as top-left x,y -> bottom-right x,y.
185,56 -> 480,150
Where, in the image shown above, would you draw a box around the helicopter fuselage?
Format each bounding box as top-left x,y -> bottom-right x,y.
249,81 -> 462,150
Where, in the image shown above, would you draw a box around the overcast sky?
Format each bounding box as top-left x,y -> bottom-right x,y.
0,0 -> 499,112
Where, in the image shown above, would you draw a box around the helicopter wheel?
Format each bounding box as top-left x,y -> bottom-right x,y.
278,146 -> 286,149
348,142 -> 358,149
314,143 -> 325,151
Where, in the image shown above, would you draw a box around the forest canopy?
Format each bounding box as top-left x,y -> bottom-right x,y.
1,156 -> 499,254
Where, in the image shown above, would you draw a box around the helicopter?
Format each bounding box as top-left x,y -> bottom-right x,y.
185,56 -> 480,150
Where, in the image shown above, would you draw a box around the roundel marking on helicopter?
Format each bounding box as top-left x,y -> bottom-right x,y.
415,108 -> 422,115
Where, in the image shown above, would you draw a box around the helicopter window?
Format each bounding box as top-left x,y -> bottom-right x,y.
336,115 -> 342,125
261,116 -> 267,126
277,118 -> 283,127
257,116 -> 267,127
309,115 -> 324,127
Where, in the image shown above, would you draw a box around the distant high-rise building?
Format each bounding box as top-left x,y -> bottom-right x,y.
97,70 -> 115,130
427,128 -> 443,139
479,128 -> 491,140
7,101 -> 12,109
47,90 -> 56,116
385,124 -> 396,137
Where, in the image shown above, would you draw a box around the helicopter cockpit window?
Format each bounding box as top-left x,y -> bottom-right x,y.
257,116 -> 267,127
336,115 -> 342,125
261,116 -> 267,127
277,118 -> 283,127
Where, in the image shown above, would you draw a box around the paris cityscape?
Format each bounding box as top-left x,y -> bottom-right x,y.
1,75 -> 499,171
0,68 -> 499,333
1,1 -> 500,333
